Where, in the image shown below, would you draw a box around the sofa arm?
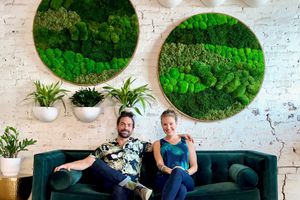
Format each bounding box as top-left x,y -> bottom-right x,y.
32,150 -> 67,200
229,163 -> 258,189
245,151 -> 278,200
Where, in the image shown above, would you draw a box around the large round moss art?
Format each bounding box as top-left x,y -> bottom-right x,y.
33,0 -> 139,84
159,13 -> 265,121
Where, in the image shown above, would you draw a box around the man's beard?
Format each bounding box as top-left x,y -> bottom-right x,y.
118,129 -> 131,138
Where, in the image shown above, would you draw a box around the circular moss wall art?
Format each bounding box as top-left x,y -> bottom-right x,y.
159,13 -> 265,121
33,0 -> 139,85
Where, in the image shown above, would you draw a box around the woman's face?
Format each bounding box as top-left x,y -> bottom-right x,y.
161,116 -> 177,136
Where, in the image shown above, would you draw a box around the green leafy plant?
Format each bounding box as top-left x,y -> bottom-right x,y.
70,88 -> 105,107
0,126 -> 37,158
26,80 -> 69,112
103,77 -> 156,115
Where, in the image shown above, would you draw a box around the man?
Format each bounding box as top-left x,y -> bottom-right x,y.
55,111 -> 152,200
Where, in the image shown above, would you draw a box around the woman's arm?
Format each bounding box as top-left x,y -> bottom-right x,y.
186,140 -> 198,175
54,155 -> 96,172
153,140 -> 172,174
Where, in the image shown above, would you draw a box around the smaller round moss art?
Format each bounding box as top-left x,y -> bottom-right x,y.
33,0 -> 139,85
159,13 -> 265,121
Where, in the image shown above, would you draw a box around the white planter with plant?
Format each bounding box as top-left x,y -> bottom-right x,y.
103,77 -> 156,116
25,81 -> 69,122
70,88 -> 105,123
158,0 -> 183,8
0,126 -> 37,176
201,0 -> 225,7
243,0 -> 268,7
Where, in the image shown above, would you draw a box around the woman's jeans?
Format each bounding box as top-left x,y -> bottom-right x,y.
89,158 -> 135,200
154,168 -> 195,200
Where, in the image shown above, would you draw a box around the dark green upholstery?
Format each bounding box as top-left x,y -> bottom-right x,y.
50,169 -> 82,191
32,150 -> 278,200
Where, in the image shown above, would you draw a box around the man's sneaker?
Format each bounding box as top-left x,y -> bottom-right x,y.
134,185 -> 153,200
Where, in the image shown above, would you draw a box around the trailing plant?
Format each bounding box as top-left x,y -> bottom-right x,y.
25,80 -> 69,112
103,77 -> 156,115
70,88 -> 105,107
0,126 -> 37,158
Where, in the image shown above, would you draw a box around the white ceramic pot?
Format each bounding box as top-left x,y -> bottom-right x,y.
73,107 -> 101,123
32,107 -> 59,122
0,157 -> 21,176
201,0 -> 225,7
243,0 -> 268,7
158,0 -> 183,8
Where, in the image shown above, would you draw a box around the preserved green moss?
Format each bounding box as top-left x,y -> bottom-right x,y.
33,0 -> 138,84
159,13 -> 264,120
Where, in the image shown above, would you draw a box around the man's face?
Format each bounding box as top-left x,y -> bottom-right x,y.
117,116 -> 134,138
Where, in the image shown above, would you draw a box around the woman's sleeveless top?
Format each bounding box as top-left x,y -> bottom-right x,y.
160,137 -> 189,170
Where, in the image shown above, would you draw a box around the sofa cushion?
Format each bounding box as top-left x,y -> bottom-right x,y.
229,164 -> 258,189
186,182 -> 260,200
50,169 -> 82,191
50,184 -> 111,200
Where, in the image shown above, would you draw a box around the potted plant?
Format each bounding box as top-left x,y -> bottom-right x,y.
70,88 -> 105,122
0,126 -> 37,176
103,77 -> 156,116
26,80 -> 69,122
201,0 -> 226,7
158,0 -> 183,8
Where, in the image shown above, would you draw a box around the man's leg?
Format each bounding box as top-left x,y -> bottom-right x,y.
112,185 -> 133,200
90,159 -> 152,200
90,159 -> 127,184
161,168 -> 194,200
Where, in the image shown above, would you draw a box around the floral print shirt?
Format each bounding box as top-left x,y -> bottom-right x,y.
91,137 -> 152,181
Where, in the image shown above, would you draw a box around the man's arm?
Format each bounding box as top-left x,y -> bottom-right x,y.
54,155 -> 95,172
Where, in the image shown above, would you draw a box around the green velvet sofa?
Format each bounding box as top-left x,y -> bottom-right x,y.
32,150 -> 278,200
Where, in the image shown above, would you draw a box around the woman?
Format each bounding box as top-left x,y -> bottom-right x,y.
153,109 -> 198,200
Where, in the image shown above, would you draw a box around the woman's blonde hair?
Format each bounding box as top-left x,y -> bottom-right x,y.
160,109 -> 178,123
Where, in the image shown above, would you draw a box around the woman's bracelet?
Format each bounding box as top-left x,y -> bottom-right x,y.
160,165 -> 166,172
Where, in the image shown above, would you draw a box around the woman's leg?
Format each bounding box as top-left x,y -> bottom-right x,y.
175,185 -> 187,200
161,168 -> 195,200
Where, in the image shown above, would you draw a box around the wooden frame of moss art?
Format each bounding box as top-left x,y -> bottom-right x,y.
33,0 -> 139,85
158,13 -> 265,121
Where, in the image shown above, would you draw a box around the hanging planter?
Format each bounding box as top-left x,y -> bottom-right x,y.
70,87 -> 105,122
158,0 -> 183,8
73,107 -> 101,123
243,0 -> 268,7
25,81 -> 69,122
32,106 -> 59,122
201,0 -> 226,7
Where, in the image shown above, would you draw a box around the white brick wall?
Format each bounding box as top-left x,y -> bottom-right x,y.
0,0 -> 299,199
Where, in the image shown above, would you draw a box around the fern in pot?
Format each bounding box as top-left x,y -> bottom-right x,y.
70,88 -> 105,122
103,77 -> 156,116
26,81 -> 69,122
0,126 -> 37,176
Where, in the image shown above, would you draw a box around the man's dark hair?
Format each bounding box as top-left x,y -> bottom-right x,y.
117,111 -> 135,128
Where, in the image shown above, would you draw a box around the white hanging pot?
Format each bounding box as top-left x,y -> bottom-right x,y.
0,157 -> 21,176
32,107 -> 59,122
73,107 -> 101,123
158,0 -> 183,8
201,0 -> 225,7
243,0 -> 268,7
